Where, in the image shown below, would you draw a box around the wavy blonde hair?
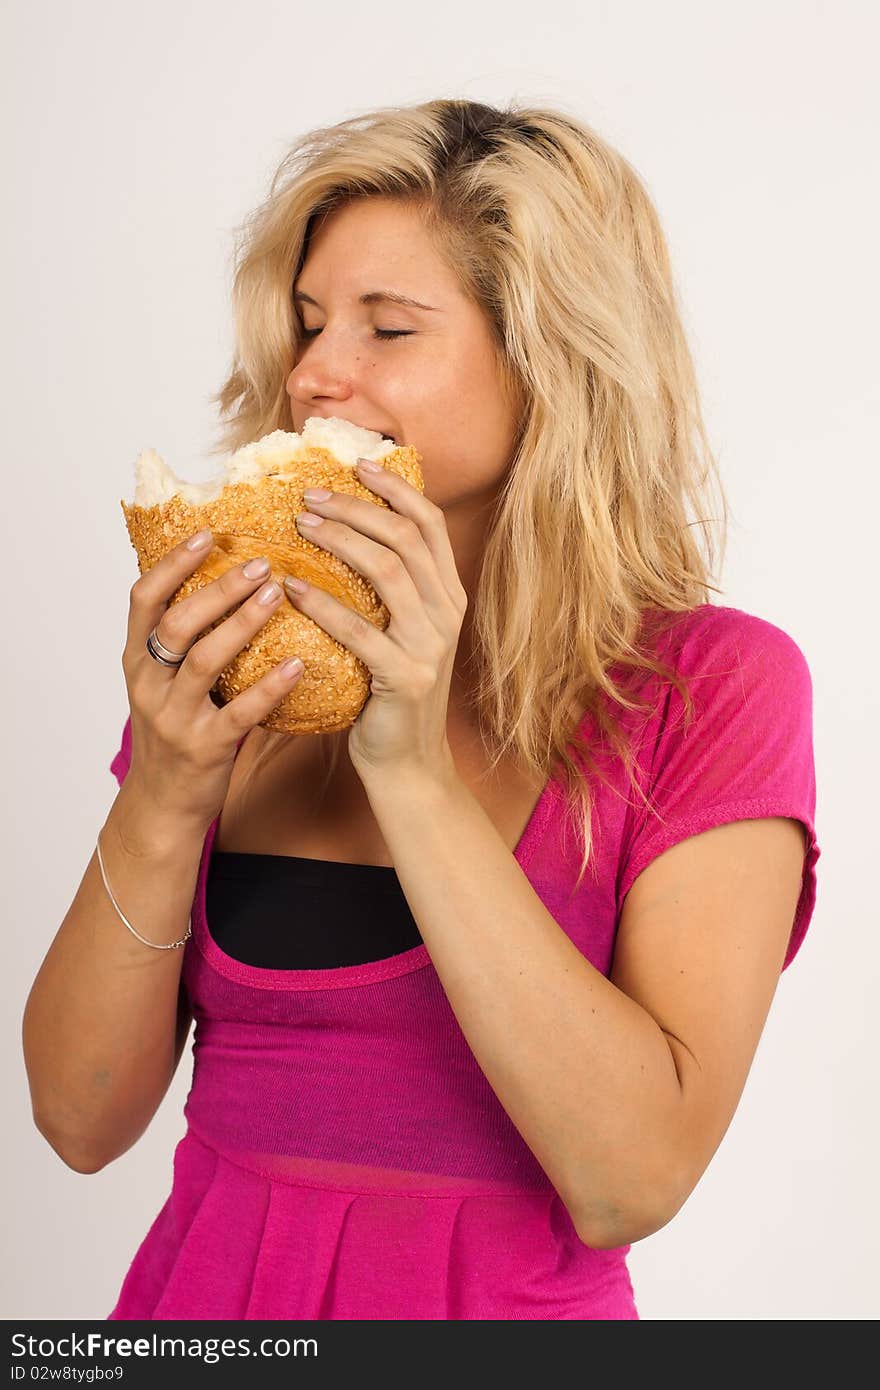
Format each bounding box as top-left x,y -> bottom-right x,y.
208,98 -> 730,897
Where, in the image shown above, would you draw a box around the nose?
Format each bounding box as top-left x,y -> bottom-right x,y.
286,328 -> 358,408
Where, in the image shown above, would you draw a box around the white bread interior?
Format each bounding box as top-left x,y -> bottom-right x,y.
129,416 -> 399,507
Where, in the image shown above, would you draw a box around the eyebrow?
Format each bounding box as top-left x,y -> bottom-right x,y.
292,289 -> 441,312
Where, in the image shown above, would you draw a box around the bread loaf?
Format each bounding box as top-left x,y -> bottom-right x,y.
121,417 -> 424,734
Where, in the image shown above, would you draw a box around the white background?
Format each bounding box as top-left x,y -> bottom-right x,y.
4,0 -> 877,1320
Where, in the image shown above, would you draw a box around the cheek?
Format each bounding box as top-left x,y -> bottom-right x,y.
387,346 -> 517,494
436,361 -> 516,470
415,399 -> 515,499
404,351 -> 507,438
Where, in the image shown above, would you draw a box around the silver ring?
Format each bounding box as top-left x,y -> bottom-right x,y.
146,627 -> 188,668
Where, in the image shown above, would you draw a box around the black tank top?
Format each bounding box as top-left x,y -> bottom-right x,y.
205,850 -> 424,969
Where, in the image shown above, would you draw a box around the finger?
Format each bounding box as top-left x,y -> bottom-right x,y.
152,558 -> 280,666
168,576 -> 287,715
127,543 -> 277,676
215,651 -> 305,740
126,529 -> 216,654
286,585 -> 396,676
294,510 -> 437,645
355,460 -> 468,611
301,495 -> 445,611
283,577 -> 433,680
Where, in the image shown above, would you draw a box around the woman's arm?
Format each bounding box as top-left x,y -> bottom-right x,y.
360,762 -> 805,1249
22,785 -> 205,1173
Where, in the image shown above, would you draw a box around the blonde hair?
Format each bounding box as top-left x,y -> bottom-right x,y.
208,98 -> 730,896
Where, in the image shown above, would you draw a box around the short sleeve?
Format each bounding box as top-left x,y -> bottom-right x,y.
616,607 -> 820,973
110,714 -> 133,787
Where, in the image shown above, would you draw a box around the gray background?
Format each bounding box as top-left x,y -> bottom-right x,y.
4,0 -> 877,1320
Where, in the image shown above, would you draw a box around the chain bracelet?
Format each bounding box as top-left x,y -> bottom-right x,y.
96,833 -> 192,950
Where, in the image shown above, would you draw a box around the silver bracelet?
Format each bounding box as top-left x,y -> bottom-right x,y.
96,833 -> 192,951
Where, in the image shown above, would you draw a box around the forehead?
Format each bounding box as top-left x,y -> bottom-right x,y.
296,197 -> 458,292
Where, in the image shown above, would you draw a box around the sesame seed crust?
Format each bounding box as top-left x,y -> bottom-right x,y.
121,444 -> 424,734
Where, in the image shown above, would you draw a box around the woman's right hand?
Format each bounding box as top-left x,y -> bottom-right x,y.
120,530 -> 304,835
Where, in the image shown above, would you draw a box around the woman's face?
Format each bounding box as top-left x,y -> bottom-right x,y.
286,197 -> 520,516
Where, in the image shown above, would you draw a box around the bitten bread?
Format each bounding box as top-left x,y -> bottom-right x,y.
121,417 -> 424,734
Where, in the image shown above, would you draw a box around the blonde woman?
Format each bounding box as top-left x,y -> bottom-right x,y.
23,99 -> 820,1321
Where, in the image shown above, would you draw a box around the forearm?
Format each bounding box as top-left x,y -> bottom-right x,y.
22,786 -> 205,1172
361,759 -> 685,1249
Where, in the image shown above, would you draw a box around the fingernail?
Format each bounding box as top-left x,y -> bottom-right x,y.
186,528 -> 212,549
357,458 -> 382,473
243,557 -> 270,578
284,575 -> 309,594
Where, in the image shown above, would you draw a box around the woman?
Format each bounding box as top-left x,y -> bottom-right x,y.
23,99 -> 820,1320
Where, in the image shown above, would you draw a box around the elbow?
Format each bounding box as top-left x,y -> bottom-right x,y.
572,1168 -> 689,1250
60,1149 -> 108,1176
574,1197 -> 678,1251
33,1116 -> 109,1175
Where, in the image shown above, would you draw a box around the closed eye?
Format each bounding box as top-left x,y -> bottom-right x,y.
299,327 -> 414,341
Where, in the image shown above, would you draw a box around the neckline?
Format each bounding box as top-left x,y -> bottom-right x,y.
210,850 -> 400,874
192,741 -> 559,992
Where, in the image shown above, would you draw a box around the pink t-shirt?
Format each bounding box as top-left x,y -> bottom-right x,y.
105,603 -> 820,1320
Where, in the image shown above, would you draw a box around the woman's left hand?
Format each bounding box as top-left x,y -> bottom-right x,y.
283,458 -> 468,782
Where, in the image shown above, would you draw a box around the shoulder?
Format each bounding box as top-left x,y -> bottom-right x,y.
649,602 -> 811,672
636,603 -> 814,736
